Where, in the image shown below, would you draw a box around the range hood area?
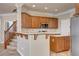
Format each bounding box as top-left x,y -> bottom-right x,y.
40,24 -> 48,28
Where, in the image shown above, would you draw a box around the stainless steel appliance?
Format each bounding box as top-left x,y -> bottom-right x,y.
71,16 -> 79,56
40,24 -> 48,28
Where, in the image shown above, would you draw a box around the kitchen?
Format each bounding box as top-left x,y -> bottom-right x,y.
17,3 -> 72,56
1,3 -> 78,56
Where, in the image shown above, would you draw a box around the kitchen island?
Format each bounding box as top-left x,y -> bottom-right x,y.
16,28 -> 70,56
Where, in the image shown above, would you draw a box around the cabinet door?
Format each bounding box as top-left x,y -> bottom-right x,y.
21,13 -> 32,28
50,36 -> 70,52
21,13 -> 26,28
32,16 -> 40,28
48,18 -> 58,28
25,14 -> 32,28
64,36 -> 70,50
75,4 -> 79,13
40,17 -> 48,24
50,37 -> 56,51
56,38 -> 64,52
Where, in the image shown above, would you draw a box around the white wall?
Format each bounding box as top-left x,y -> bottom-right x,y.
60,18 -> 70,36
17,34 -> 50,56
17,36 -> 29,56
57,9 -> 74,36
0,17 -> 3,43
0,13 -> 17,43
29,35 -> 49,56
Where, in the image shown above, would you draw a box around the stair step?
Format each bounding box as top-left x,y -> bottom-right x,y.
13,36 -> 17,39
8,44 -> 17,48
11,42 -> 17,45
12,39 -> 17,42
10,42 -> 17,46
7,45 -> 16,49
7,36 -> 17,49
11,40 -> 17,43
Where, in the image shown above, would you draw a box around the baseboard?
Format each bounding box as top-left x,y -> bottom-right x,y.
17,49 -> 24,56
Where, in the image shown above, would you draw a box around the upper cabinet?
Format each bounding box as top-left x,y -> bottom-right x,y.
40,17 -> 48,24
21,12 -> 58,28
21,13 -> 32,28
48,18 -> 58,28
74,4 -> 79,16
75,4 -> 79,14
32,16 -> 41,28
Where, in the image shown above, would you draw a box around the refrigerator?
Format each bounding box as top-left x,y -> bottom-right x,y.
71,16 -> 79,56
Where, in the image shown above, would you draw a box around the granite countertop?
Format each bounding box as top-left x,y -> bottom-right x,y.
50,35 -> 70,37
17,31 -> 61,35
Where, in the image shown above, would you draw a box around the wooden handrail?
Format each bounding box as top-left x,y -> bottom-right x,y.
10,32 -> 28,39
4,21 -> 17,49
5,21 -> 16,33
4,20 -> 29,49
9,32 -> 27,36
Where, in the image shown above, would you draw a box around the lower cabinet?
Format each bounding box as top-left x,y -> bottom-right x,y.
50,36 -> 70,53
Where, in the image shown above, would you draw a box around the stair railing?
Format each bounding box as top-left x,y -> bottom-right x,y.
4,21 -> 17,49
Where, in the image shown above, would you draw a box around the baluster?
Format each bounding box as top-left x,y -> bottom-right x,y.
34,34 -> 38,40
20,34 -> 23,38
46,34 -> 48,40
24,34 -> 28,39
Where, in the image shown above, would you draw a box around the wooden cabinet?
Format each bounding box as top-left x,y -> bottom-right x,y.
50,36 -> 70,52
40,17 -> 48,24
21,12 -> 58,28
32,16 -> 49,28
32,16 -> 58,28
21,13 -> 32,28
64,36 -> 70,50
32,16 -> 41,28
75,4 -> 79,14
48,18 -> 58,28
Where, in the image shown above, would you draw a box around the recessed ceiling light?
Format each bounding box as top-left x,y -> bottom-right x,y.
55,9 -> 58,11
32,5 -> 36,7
44,7 -> 48,10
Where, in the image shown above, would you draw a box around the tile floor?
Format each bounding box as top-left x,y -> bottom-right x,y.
51,50 -> 71,56
0,44 -> 20,56
0,44 -> 71,56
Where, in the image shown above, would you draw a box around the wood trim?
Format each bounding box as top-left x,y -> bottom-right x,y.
31,15 -> 58,19
21,12 -> 31,16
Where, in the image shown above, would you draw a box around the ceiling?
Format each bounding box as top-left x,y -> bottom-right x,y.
23,3 -> 75,14
0,3 -> 16,14
0,3 -> 75,14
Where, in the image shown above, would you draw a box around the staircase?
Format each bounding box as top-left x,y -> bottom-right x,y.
4,21 -> 17,49
7,36 -> 17,49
